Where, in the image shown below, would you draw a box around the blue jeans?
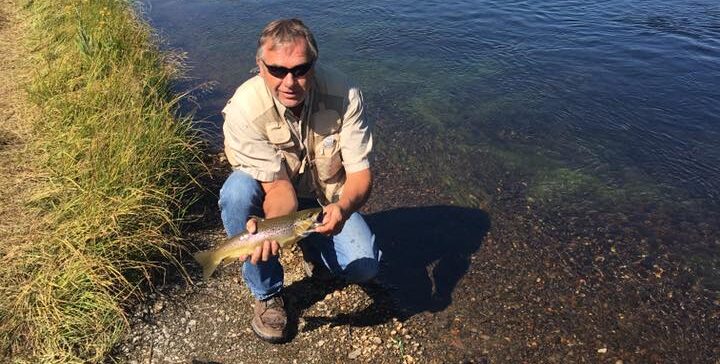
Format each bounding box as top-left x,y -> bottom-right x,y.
219,170 -> 381,300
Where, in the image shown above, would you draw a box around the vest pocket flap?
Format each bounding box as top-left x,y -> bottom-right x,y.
281,151 -> 302,176
314,152 -> 343,182
311,109 -> 341,135
267,124 -> 294,148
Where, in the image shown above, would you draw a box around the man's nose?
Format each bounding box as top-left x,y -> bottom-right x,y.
281,72 -> 297,87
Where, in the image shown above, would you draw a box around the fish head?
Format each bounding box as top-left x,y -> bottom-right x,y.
293,207 -> 324,236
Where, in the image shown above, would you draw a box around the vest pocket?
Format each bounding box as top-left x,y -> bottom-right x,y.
267,122 -> 302,177
281,151 -> 301,177
314,149 -> 343,182
313,150 -> 345,203
311,109 -> 341,135
267,123 -> 295,149
310,107 -> 344,202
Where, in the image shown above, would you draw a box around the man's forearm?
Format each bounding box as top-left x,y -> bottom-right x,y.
337,168 -> 372,216
261,178 -> 297,218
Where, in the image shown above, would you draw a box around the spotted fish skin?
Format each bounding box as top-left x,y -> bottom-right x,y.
193,208 -> 323,279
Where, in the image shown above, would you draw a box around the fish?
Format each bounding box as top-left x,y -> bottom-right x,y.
193,208 -> 323,279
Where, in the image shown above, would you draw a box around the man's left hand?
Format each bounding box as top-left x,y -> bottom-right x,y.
314,203 -> 347,236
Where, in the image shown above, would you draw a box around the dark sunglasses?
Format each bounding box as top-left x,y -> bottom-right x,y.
261,60 -> 314,79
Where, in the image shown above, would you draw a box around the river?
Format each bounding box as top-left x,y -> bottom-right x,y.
141,0 -> 720,288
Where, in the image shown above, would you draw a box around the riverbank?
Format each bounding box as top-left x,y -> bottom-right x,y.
0,0 -> 203,361
0,0 -> 45,358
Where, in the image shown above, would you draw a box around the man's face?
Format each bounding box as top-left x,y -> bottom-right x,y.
257,38 -> 314,110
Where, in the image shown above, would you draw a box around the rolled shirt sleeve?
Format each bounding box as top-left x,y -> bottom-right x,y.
339,86 -> 373,173
222,104 -> 283,182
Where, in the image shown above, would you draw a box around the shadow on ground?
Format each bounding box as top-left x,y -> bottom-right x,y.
290,205 -> 491,333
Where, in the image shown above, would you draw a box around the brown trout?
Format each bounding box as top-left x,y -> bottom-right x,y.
193,208 -> 323,279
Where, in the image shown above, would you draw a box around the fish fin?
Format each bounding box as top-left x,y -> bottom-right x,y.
193,250 -> 222,279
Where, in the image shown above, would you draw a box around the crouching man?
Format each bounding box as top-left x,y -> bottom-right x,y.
219,18 -> 381,343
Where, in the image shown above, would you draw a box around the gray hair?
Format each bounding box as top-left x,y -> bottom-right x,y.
256,18 -> 319,62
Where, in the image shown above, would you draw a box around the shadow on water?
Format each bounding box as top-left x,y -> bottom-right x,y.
286,205 -> 490,335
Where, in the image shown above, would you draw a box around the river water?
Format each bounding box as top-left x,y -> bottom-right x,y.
141,0 -> 720,286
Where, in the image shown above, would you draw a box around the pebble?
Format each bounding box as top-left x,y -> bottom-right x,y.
371,336 -> 382,345
152,300 -> 165,313
348,349 -> 361,359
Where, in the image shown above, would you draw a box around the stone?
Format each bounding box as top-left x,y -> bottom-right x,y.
348,349 -> 361,359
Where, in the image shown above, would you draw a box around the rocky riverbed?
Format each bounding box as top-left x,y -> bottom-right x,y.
112,149 -> 719,363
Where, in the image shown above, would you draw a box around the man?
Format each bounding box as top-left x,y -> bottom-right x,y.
219,18 -> 381,343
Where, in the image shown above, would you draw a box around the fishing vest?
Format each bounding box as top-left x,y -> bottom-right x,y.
227,64 -> 353,205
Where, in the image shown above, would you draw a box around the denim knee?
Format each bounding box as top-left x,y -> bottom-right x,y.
219,170 -> 262,237
342,257 -> 379,283
219,171 -> 261,210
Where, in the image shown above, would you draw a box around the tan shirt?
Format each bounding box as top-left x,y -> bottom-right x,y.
222,63 -> 372,197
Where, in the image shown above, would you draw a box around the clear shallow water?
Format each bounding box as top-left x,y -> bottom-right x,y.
143,0 -> 720,207
142,0 -> 720,256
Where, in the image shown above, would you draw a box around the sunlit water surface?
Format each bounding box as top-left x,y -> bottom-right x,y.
142,0 -> 720,281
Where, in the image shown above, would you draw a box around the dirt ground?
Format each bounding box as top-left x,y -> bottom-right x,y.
0,1 -> 42,265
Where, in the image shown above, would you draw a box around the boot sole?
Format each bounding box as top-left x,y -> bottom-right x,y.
251,317 -> 287,344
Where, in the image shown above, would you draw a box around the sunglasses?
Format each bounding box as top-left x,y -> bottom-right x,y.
261,59 -> 314,79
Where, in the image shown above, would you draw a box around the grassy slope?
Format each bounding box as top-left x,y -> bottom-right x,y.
0,0 -> 203,362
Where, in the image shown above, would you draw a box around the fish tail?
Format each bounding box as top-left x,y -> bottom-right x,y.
193,250 -> 222,279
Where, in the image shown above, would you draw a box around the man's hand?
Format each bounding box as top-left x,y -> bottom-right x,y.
237,177 -> 296,265
314,203 -> 347,236
240,217 -> 281,265
313,169 -> 372,236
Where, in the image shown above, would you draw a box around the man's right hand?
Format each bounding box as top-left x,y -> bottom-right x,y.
242,217 -> 280,265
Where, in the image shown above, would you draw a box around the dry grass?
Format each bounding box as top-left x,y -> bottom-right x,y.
0,0 -> 205,362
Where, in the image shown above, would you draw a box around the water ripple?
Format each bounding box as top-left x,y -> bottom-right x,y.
147,0 -> 720,204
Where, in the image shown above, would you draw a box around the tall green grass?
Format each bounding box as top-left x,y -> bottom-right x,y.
0,0 -> 204,361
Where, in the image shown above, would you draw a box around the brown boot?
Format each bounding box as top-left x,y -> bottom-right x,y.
251,295 -> 288,343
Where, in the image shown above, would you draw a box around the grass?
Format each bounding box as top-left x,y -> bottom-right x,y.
0,0 -> 204,362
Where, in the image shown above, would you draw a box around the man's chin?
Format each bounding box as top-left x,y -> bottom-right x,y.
280,97 -> 304,109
